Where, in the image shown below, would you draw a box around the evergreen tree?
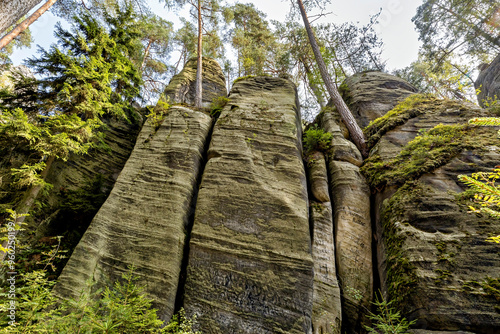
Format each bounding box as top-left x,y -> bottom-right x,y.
413,0 -> 500,61
0,7 -> 142,260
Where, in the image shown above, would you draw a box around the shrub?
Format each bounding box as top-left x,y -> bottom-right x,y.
0,267 -> 200,333
364,293 -> 416,334
303,125 -> 333,154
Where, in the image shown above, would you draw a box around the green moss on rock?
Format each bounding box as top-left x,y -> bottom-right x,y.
380,182 -> 422,309
363,94 -> 438,148
362,124 -> 477,188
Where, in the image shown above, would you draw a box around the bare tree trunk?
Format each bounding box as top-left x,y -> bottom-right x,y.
140,39 -> 153,73
0,0 -> 58,51
0,0 -> 42,35
296,0 -> 368,157
0,155 -> 55,261
195,0 -> 203,109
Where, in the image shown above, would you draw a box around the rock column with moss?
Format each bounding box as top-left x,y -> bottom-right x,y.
307,151 -> 342,334
317,108 -> 372,333
182,77 -> 314,333
351,71 -> 500,332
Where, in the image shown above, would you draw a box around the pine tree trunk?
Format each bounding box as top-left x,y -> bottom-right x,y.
140,39 -> 153,73
296,0 -> 368,157
195,0 -> 203,109
0,0 -> 42,35
0,155 -> 55,261
0,0 -> 58,51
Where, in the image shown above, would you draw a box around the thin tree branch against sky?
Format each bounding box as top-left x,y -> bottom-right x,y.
9,0 -> 424,71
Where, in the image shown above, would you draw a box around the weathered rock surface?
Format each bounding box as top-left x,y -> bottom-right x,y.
340,71 -> 418,128
163,57 -> 227,107
318,108 -> 372,333
54,106 -> 213,321
183,76 -> 314,333
308,152 -> 342,334
475,53 -> 500,108
353,72 -> 500,333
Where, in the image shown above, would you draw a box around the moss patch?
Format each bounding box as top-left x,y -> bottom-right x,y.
363,94 -> 437,148
361,124 -> 480,189
232,75 -> 257,85
381,181 -> 422,309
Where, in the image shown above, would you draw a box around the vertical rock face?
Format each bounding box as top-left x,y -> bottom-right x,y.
183,77 -> 314,333
475,53 -> 500,108
318,110 -> 372,333
339,71 -> 417,128
55,58 -> 228,320
163,57 -> 227,107
307,151 -> 342,334
353,72 -> 500,333
54,106 -> 213,321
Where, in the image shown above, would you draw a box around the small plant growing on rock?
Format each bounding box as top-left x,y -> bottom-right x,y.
303,125 -> 333,154
210,96 -> 229,117
364,293 -> 416,334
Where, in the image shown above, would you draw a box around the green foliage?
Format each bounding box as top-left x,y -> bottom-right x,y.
210,96 -> 229,116
224,3 -> 277,77
164,308 -> 201,334
362,124 -> 472,189
233,75 -> 256,85
458,168 -> 500,244
303,125 -> 333,154
379,182 -> 421,309
363,94 -> 437,148
364,293 -> 416,334
146,100 -> 170,131
2,6 -> 142,120
0,268 -> 200,333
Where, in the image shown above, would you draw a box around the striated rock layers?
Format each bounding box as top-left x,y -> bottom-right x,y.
317,108 -> 372,334
307,151 -> 342,334
352,72 -> 500,333
54,61 -> 227,321
475,53 -> 500,108
182,77 -> 314,333
163,57 -> 227,107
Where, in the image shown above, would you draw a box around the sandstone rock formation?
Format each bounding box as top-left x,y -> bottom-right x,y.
352,72 -> 500,333
183,76 -> 314,333
317,109 -> 372,333
46,59 -> 500,334
307,151 -> 342,334
54,61 -> 227,321
475,53 -> 500,108
163,57 -> 227,108
339,71 -> 418,128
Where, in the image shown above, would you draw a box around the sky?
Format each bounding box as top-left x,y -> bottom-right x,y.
10,0 -> 424,71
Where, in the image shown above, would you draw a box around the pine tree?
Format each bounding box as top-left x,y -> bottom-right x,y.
0,6 -> 142,260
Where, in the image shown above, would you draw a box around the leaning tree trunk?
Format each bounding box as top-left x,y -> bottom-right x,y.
296,0 -> 368,157
195,0 -> 203,109
0,0 -> 42,35
0,0 -> 58,51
